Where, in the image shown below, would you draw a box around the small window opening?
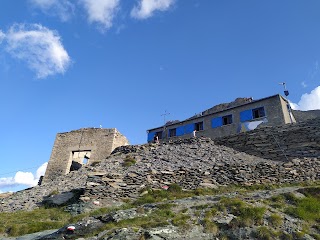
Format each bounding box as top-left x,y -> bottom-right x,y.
252,107 -> 265,119
69,150 -> 91,172
156,131 -> 163,139
222,115 -> 233,125
82,157 -> 88,165
169,128 -> 176,137
195,122 -> 204,131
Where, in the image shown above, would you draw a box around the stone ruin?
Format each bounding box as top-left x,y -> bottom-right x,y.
43,128 -> 129,183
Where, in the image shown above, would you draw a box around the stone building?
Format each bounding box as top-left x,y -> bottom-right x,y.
43,128 -> 129,183
147,94 -> 295,142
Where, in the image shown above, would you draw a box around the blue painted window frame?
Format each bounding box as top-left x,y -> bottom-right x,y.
176,126 -> 185,136
184,123 -> 195,134
211,117 -> 223,128
147,132 -> 156,142
240,109 -> 253,122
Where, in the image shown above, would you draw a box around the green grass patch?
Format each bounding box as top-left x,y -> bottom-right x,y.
172,213 -> 190,229
202,218 -> 219,235
133,185 -> 195,206
123,155 -> 136,167
0,207 -> 81,237
268,214 -> 283,228
88,208 -> 175,237
285,196 -> 320,223
89,204 -> 133,217
254,226 -> 279,240
219,198 -> 266,227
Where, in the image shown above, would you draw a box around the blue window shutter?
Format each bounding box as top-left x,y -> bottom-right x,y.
184,123 -> 194,134
176,126 -> 185,136
211,117 -> 222,128
147,132 -> 155,142
240,109 -> 253,122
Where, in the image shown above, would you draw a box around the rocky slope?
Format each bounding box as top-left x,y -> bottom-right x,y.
0,137 -> 319,239
1,137 -> 319,213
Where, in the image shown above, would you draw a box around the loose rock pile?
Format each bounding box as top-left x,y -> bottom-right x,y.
82,138 -> 319,204
216,117 -> 320,161
0,138 -> 319,213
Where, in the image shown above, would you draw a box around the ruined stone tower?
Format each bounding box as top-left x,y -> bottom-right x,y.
43,128 -> 129,183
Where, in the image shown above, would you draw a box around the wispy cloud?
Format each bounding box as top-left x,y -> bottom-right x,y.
309,61 -> 319,80
302,61 -> 320,88
81,0 -> 120,32
0,30 -> 5,43
29,0 -> 75,22
290,86 -> 320,111
4,23 -> 71,79
0,163 -> 47,191
131,0 -> 175,19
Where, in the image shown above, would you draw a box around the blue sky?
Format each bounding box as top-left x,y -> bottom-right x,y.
1,0 -> 320,193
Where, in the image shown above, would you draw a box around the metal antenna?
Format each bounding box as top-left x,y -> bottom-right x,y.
161,110 -> 170,125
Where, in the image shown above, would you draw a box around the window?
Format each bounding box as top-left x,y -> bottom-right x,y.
222,115 -> 233,125
69,150 -> 91,172
169,128 -> 176,137
252,107 -> 265,119
195,121 -> 204,131
156,131 -> 163,139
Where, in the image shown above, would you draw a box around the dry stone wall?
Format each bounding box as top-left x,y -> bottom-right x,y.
215,117 -> 320,161
81,138 -> 319,204
1,137 -> 319,213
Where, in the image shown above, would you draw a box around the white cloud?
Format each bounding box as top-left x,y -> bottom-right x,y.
36,162 -> 48,179
0,30 -> 5,43
290,86 -> 320,110
0,177 -> 16,188
301,81 -> 307,88
5,23 -> 71,79
0,162 -> 47,191
14,171 -> 38,186
81,0 -> 120,32
131,0 -> 175,19
30,0 -> 75,22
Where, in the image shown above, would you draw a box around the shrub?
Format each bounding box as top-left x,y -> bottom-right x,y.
255,226 -> 277,240
311,234 -> 320,240
172,213 -> 190,229
123,155 -> 136,167
168,183 -> 182,193
285,196 -> 320,223
268,214 -> 283,228
204,207 -> 218,219
202,218 -> 219,235
219,198 -> 266,227
279,232 -> 293,240
48,189 -> 59,196
298,187 -> 320,199
238,206 -> 266,226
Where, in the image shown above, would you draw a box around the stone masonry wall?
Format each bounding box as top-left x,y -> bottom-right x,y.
43,128 -> 129,183
215,117 -> 320,161
1,137 -> 319,213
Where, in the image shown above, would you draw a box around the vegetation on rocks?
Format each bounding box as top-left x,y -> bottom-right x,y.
1,182 -> 319,239
0,207 -> 81,237
122,155 -> 136,167
0,137 -> 319,239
